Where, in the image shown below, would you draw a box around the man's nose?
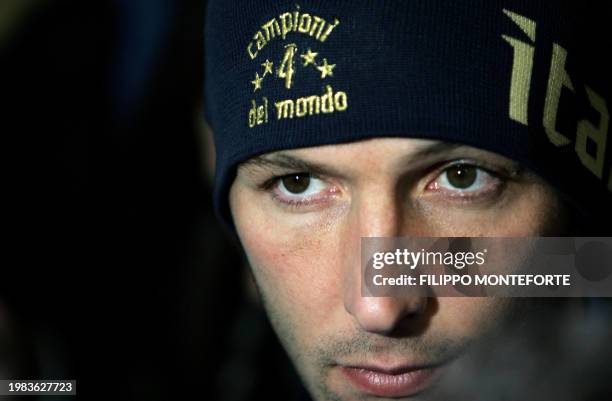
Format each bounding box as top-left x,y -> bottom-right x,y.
342,189 -> 428,335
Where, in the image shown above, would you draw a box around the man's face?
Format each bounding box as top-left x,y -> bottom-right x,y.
229,138 -> 566,401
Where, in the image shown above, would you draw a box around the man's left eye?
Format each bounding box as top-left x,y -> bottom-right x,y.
428,163 -> 501,195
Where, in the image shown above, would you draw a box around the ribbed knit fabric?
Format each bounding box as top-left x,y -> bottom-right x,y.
205,0 -> 611,230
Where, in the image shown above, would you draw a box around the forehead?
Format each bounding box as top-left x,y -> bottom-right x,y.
262,138 -> 451,158
239,137 -> 518,176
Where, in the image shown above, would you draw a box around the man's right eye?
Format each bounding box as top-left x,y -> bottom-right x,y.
264,172 -> 339,209
277,173 -> 328,199
279,173 -> 312,194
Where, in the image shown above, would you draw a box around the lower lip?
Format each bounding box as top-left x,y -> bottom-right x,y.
340,365 -> 441,398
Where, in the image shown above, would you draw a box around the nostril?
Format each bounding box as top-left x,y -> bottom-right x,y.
345,295 -> 429,335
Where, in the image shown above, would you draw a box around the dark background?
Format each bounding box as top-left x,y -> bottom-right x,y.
1,1 -> 300,400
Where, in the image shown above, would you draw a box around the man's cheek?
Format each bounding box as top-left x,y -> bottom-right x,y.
244,234 -> 346,364
244,230 -> 341,305
436,298 -> 514,337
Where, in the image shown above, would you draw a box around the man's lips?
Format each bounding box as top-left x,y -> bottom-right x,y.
339,363 -> 443,398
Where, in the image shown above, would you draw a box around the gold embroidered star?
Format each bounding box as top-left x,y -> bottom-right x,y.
316,58 -> 335,79
251,72 -> 263,92
300,49 -> 318,66
261,59 -> 273,76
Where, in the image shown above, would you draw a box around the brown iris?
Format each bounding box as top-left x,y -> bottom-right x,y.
281,174 -> 311,194
446,164 -> 477,189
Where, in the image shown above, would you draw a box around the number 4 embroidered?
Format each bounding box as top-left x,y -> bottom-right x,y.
278,44 -> 298,89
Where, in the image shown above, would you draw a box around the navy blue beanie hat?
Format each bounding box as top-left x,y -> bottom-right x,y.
205,0 -> 611,231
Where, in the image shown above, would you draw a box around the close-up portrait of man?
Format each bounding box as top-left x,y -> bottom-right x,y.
3,0 -> 612,399
204,1 -> 612,401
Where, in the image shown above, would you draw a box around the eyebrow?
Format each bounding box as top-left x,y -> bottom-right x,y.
409,142 -> 463,158
240,141 -> 466,176
242,152 -> 345,177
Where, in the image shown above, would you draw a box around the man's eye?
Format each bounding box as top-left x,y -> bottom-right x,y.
280,174 -> 312,194
264,172 -> 341,211
276,173 -> 329,201
428,163 -> 502,196
444,164 -> 478,189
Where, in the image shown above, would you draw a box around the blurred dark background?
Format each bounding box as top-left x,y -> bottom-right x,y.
1,1 -> 300,400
